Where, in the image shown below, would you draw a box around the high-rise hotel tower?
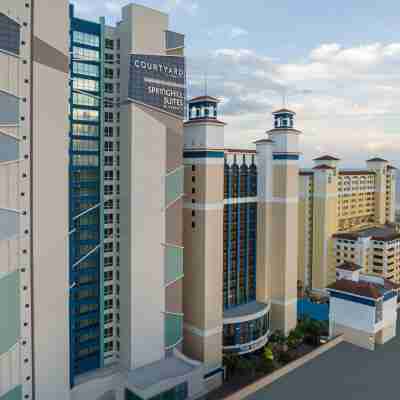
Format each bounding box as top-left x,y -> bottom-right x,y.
0,1 -> 70,400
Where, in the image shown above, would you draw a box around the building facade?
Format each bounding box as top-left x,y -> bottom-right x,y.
0,2 -> 70,400
298,157 -> 398,291
328,267 -> 399,350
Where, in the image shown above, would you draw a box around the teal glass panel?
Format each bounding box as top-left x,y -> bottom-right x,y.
0,92 -> 19,125
0,132 -> 19,162
165,246 -> 183,286
0,385 -> 22,400
125,389 -> 143,400
0,271 -> 20,355
165,167 -> 183,206
165,313 -> 183,348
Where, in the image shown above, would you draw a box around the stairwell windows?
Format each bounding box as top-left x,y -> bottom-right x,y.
104,299 -> 113,310
73,78 -> 99,92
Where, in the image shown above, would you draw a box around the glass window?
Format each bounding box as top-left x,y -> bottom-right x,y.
105,39 -> 114,50
73,93 -> 99,107
73,109 -> 99,122
73,62 -> 99,77
72,139 -> 99,152
73,31 -> 100,47
73,78 -> 99,92
104,68 -> 114,79
73,46 -> 99,61
72,124 -> 98,138
72,154 -> 98,167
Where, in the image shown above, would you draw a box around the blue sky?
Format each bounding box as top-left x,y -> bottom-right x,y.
72,0 -> 400,171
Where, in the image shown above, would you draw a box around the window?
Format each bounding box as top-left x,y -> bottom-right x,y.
72,139 -> 99,152
104,185 -> 114,195
105,127 -> 114,137
104,256 -> 113,266
104,228 -> 113,239
104,299 -> 113,310
104,171 -> 114,181
104,199 -> 113,209
105,141 -> 113,152
104,156 -> 113,166
105,214 -> 114,224
104,341 -> 114,353
104,242 -> 114,253
105,53 -> 114,64
105,39 -> 114,50
104,271 -> 113,281
105,327 -> 113,338
73,78 -> 99,92
73,31 -> 99,47
72,124 -> 98,137
104,285 -> 113,296
105,112 -> 114,123
104,97 -> 114,108
104,68 -> 114,79
73,46 -> 99,61
72,109 -> 99,122
117,39 -> 120,50
73,93 -> 99,107
105,83 -> 114,94
73,62 -> 99,77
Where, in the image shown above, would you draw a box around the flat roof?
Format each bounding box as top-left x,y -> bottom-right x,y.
333,225 -> 400,242
127,355 -> 197,391
223,301 -> 268,320
249,315 -> 400,400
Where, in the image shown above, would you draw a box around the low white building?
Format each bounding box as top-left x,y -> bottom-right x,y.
328,265 -> 399,350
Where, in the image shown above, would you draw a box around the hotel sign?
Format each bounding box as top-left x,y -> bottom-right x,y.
129,54 -> 186,118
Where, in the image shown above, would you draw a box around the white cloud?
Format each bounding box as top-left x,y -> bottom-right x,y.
188,42 -> 400,169
207,25 -> 249,40
163,0 -> 199,15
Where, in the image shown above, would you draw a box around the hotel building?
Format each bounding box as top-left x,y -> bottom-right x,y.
183,100 -> 300,373
298,156 -> 398,291
2,2 -> 206,400
0,2 -> 70,400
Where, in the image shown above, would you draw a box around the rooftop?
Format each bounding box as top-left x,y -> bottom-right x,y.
223,301 -> 269,321
328,279 -> 385,299
249,315 -> 400,400
313,164 -> 335,170
189,95 -> 219,103
337,262 -> 363,272
333,225 -> 400,242
272,108 -> 296,115
367,157 -> 388,163
313,155 -> 340,161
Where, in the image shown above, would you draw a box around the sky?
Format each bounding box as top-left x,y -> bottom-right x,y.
72,0 -> 400,173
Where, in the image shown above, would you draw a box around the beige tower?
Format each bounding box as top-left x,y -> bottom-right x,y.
311,156 -> 339,290
367,158 -> 388,225
183,96 -> 225,390
257,109 -> 301,335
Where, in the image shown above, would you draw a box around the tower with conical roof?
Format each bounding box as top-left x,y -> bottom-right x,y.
255,108 -> 301,334
182,95 -> 226,390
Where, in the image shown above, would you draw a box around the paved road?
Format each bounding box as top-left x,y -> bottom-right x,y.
248,318 -> 399,400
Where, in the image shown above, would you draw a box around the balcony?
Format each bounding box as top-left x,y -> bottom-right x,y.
165,313 -> 183,349
165,167 -> 184,207
165,245 -> 184,286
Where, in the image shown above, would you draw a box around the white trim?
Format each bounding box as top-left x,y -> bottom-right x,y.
164,274 -> 184,288
164,193 -> 184,211
0,207 -> 21,214
183,202 -> 224,211
166,164 -> 183,177
163,311 -> 184,317
0,129 -> 20,141
224,197 -> 258,205
162,242 -> 184,250
73,202 -> 101,221
183,158 -> 225,165
270,298 -> 298,306
72,244 -> 101,269
0,158 -> 23,166
271,197 -> 299,204
0,87 -> 21,99
165,337 -> 183,351
183,323 -> 222,338
0,48 -> 20,59
313,193 -> 338,199
144,77 -> 185,89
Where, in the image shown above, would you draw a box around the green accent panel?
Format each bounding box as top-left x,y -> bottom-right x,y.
165,167 -> 183,206
0,385 -> 22,400
165,313 -> 183,348
0,271 -> 20,355
165,246 -> 183,286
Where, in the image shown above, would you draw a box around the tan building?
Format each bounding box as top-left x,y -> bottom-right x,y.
298,156 -> 398,291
